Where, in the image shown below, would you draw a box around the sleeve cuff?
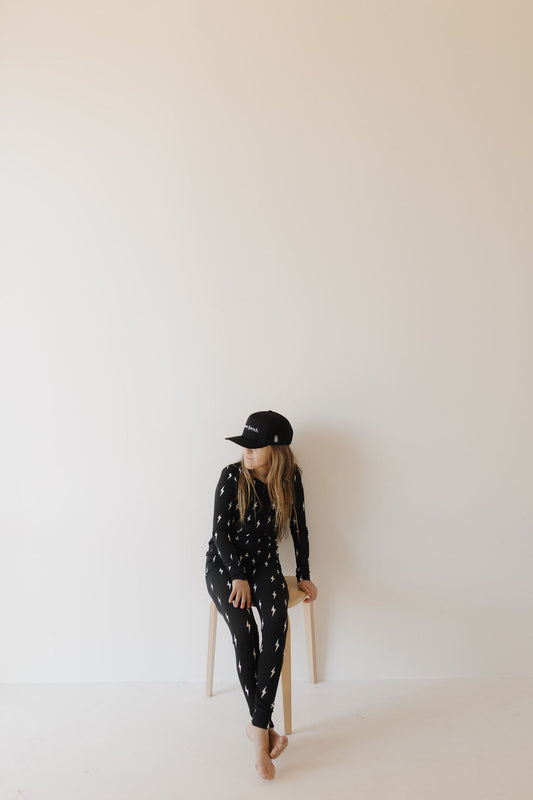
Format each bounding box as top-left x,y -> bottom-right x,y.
229,569 -> 247,581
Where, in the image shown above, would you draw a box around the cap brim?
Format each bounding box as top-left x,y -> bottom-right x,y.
225,435 -> 266,449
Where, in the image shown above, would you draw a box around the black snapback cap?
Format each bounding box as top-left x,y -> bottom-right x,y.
225,410 -> 293,448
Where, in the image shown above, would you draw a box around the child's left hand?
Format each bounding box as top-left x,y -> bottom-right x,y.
297,579 -> 318,602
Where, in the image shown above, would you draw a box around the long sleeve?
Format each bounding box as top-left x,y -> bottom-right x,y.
290,467 -> 311,582
212,465 -> 247,581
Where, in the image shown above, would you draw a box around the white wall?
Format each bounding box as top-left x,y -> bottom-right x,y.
1,0 -> 531,682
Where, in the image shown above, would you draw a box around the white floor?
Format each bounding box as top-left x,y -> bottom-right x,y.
1,678 -> 531,799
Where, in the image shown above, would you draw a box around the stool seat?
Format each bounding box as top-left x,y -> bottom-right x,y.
286,575 -> 309,608
206,575 -> 317,735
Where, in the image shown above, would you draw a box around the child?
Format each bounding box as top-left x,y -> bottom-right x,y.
205,410 -> 318,780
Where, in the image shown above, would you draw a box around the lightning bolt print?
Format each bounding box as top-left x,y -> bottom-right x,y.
206,461 -> 311,729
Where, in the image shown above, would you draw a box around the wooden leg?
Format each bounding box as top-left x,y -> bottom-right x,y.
303,601 -> 317,683
280,614 -> 292,735
206,600 -> 218,697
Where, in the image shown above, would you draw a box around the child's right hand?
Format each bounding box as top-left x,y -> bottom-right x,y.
229,579 -> 251,609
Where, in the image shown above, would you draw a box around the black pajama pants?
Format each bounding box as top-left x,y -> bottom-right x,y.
205,549 -> 289,730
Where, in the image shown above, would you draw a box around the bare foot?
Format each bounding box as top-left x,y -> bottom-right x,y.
246,722 -> 276,780
268,727 -> 289,759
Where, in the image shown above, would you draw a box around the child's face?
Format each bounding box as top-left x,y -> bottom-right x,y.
242,446 -> 270,472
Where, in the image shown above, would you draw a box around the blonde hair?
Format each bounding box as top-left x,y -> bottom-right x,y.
236,445 -> 301,543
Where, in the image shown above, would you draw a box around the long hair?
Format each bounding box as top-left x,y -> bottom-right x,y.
236,445 -> 301,543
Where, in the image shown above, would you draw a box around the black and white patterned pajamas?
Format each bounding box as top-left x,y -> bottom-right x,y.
205,461 -> 311,730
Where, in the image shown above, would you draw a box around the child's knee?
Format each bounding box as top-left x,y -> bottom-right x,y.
260,611 -> 288,639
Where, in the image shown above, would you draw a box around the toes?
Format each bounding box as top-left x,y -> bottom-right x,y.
257,759 -> 275,780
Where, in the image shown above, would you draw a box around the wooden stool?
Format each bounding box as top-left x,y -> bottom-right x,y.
206,575 -> 317,735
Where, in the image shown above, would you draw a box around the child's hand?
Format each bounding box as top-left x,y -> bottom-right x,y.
297,579 -> 318,602
229,579 -> 251,609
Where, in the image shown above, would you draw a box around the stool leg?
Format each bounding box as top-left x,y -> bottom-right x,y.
303,601 -> 317,683
280,614 -> 292,735
206,600 -> 218,697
